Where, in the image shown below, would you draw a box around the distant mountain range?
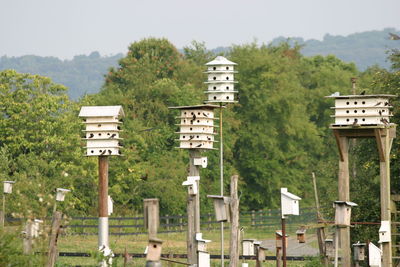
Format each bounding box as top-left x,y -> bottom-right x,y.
0,28 -> 398,100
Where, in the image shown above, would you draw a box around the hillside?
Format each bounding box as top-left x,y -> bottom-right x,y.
0,28 -> 398,100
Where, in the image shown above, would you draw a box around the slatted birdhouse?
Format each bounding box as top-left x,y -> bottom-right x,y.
196,233 -> 211,267
207,195 -> 231,222
170,105 -> 219,150
324,239 -> 334,258
56,188 -> 70,201
352,242 -> 366,261
326,94 -> 395,126
78,106 -> 125,156
379,220 -> 391,243
281,188 -> 301,217
3,181 -> 15,194
204,56 -> 238,103
333,201 -> 357,227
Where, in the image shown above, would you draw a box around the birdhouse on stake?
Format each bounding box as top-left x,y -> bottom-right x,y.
78,106 -> 125,156
280,188 -> 301,218
170,105 -> 219,150
204,56 -> 238,103
379,220 -> 391,243
196,233 -> 211,267
3,181 -> 15,194
333,201 -> 357,227
242,239 -> 256,256
324,238 -> 335,258
326,94 -> 395,126
146,238 -> 163,262
296,227 -> 306,243
352,242 -> 366,261
56,188 -> 70,201
207,195 -> 231,222
275,230 -> 288,249
182,176 -> 199,195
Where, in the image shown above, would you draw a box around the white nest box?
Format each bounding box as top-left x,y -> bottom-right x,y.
326,94 -> 395,126
333,201 -> 357,227
204,56 -> 238,103
56,188 -> 70,201
242,239 -> 256,256
379,220 -> 391,243
3,181 -> 15,194
182,176 -> 199,195
78,106 -> 125,156
32,219 -> 43,238
368,242 -> 382,267
207,195 -> 231,222
170,105 -> 219,150
280,188 -> 301,217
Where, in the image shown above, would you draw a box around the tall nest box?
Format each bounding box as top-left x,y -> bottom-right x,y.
326,93 -> 395,127
170,105 -> 219,150
204,56 -> 238,103
79,106 -> 125,156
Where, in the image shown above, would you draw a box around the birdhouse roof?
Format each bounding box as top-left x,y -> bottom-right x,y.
195,233 -> 211,243
149,238 -> 163,244
242,239 -> 256,242
296,229 -> 307,234
275,230 -> 288,237
281,188 -> 301,200
207,195 -> 224,200
79,106 -> 125,118
325,94 -> 396,99
3,181 -> 15,184
169,104 -> 221,110
205,56 -> 237,66
352,242 -> 366,247
333,201 -> 358,207
56,188 -> 70,193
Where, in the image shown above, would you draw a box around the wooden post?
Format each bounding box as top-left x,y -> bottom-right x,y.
282,218 -> 287,267
311,172 -> 328,266
229,175 -> 239,267
144,199 -> 159,239
334,133 -> 351,266
187,149 -> 200,265
1,194 -> 5,228
275,248 -> 281,267
46,211 -> 62,267
379,128 -> 392,267
98,156 -> 109,249
23,220 -> 33,255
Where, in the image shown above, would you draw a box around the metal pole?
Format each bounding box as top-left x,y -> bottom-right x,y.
219,103 -> 224,267
98,156 -> 109,249
282,218 -> 287,267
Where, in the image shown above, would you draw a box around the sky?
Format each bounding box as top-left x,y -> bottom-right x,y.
1,0 -> 399,59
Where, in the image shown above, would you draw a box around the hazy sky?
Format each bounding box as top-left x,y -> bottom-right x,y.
1,0 -> 399,59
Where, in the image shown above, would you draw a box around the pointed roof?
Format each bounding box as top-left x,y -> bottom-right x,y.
205,56 -> 237,66
79,106 -> 125,118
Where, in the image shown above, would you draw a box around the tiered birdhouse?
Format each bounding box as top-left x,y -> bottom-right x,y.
170,105 -> 219,150
56,188 -> 70,201
333,201 -> 357,227
281,188 -> 301,217
3,181 -> 15,194
204,56 -> 238,103
327,94 -> 395,126
78,106 -> 125,156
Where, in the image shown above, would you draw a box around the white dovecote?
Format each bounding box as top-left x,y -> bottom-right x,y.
326,94 -> 395,126
204,56 -> 238,103
170,105 -> 219,150
78,106 -> 125,156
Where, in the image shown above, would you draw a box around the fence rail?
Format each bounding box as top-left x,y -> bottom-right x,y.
6,207 -> 319,236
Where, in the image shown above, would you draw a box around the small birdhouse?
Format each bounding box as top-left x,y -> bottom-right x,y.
55,188 -> 70,201
242,239 -> 256,256
32,219 -> 43,238
143,198 -> 159,233
368,242 -> 382,267
275,230 -> 288,249
207,195 -> 231,222
146,238 -> 163,262
333,201 -> 357,227
324,239 -> 335,258
379,220 -> 391,243
182,176 -> 199,195
193,157 -> 208,168
296,228 -> 306,243
281,188 -> 301,218
196,232 -> 211,252
78,106 -> 125,156
3,181 -> 15,194
107,195 -> 113,216
204,56 -> 238,103
170,105 -> 219,150
257,243 -> 268,262
326,94 -> 395,126
352,242 -> 366,261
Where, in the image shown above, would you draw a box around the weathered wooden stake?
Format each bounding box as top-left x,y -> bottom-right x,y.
46,211 -> 62,267
187,149 -> 200,265
275,248 -> 281,267
229,175 -> 239,267
23,220 -> 33,255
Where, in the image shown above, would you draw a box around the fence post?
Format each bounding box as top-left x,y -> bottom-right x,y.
251,210 -> 255,228
179,214 -> 183,231
166,214 -> 170,232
